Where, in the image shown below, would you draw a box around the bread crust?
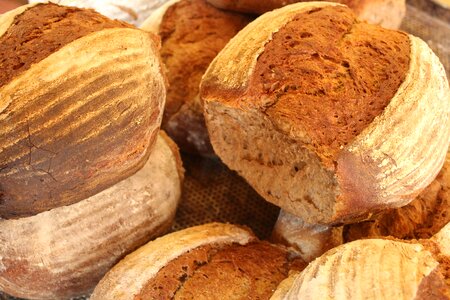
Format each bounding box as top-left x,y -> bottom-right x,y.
142,0 -> 251,155
201,2 -> 450,224
91,223 -> 256,299
0,4 -> 167,218
206,0 -> 405,29
272,239 -> 445,300
0,133 -> 183,299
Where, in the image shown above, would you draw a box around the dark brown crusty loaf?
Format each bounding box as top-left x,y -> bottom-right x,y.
201,3 -> 450,225
206,0 -> 406,29
0,3 -> 166,218
91,223 -> 306,299
141,0 -> 252,155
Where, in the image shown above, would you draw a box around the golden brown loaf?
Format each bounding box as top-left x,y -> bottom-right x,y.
91,223 -> 306,300
0,3 -> 166,218
201,3 -> 450,225
272,150 -> 450,261
0,132 -> 184,299
206,0 -> 406,29
271,222 -> 450,300
141,0 -> 251,155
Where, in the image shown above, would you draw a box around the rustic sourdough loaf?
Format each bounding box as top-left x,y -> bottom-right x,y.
272,149 -> 450,261
0,132 -> 184,299
201,2 -> 450,225
206,0 -> 405,29
141,0 -> 252,155
91,223 -> 306,300
28,0 -> 170,26
0,3 -> 166,218
271,222 -> 450,300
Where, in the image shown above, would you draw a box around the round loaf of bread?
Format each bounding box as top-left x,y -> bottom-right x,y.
141,0 -> 252,155
0,132 -> 183,299
272,149 -> 450,261
271,223 -> 450,299
206,0 -> 405,29
28,0 -> 170,26
201,2 -> 450,225
91,223 -> 306,300
0,3 -> 166,218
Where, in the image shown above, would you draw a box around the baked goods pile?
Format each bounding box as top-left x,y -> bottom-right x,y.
1,0 -> 449,299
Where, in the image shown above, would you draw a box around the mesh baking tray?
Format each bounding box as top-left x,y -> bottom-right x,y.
2,2 -> 450,299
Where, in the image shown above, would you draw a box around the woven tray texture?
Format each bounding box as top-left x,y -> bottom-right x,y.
2,0 -> 449,298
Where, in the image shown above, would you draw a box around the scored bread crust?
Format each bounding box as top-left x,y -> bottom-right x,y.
0,4 -> 167,218
271,239 -> 442,300
0,133 -> 183,299
206,0 -> 405,29
201,2 -> 450,225
91,223 -> 256,299
272,224 -> 450,299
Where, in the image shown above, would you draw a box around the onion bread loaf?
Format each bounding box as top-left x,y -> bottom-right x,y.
92,223 -> 306,299
271,222 -> 450,299
0,3 -> 166,218
272,149 -> 450,261
206,0 -> 405,29
141,0 -> 251,155
201,2 -> 450,225
28,0 -> 170,26
0,132 -> 184,299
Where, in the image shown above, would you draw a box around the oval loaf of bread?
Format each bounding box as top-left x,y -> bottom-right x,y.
271,222 -> 450,299
141,0 -> 252,155
92,223 -> 306,299
201,2 -> 450,225
0,3 -> 166,218
206,0 -> 406,29
0,132 -> 183,299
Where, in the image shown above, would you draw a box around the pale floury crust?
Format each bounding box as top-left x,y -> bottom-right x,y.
201,2 -> 450,225
91,223 -> 256,300
28,0 -> 170,26
0,133 -> 183,299
0,4 -> 167,218
271,223 -> 450,300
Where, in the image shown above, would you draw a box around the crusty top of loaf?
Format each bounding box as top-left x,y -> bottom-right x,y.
207,0 -> 397,16
0,3 -> 132,88
245,5 -> 410,162
91,223 -> 257,299
159,0 -> 251,124
136,241 -> 306,299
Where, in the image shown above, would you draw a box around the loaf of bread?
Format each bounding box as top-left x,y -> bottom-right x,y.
0,3 -> 166,218
141,0 -> 251,155
0,132 -> 183,299
271,222 -> 450,299
28,0 -> 169,25
272,149 -> 450,261
201,2 -> 450,225
206,0 -> 405,29
92,223 -> 306,299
